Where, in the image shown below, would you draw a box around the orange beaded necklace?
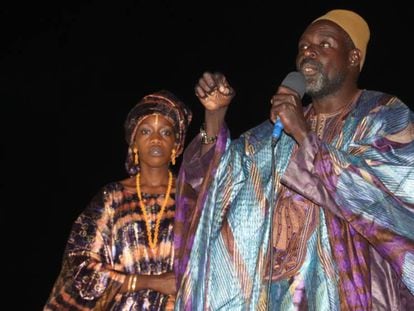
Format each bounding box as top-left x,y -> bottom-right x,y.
136,170 -> 173,249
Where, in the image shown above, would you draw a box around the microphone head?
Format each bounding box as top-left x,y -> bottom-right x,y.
280,71 -> 306,99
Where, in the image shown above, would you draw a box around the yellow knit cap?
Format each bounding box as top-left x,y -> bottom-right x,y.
313,9 -> 370,70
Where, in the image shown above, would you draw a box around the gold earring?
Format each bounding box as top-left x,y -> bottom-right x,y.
171,149 -> 176,166
133,147 -> 139,165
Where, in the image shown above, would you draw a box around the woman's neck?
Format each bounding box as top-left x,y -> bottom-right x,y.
138,167 -> 171,188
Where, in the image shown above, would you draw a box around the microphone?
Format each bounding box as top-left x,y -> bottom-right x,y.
272,71 -> 306,143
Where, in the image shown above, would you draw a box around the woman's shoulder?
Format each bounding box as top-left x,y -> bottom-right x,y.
86,180 -> 128,207
99,180 -> 126,195
82,180 -> 128,214
113,177 -> 132,192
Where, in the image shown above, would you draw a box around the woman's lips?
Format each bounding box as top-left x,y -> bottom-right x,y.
149,146 -> 163,156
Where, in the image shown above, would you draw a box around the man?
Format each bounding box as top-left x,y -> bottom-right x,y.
174,9 -> 414,310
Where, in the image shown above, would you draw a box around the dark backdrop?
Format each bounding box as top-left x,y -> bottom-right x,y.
2,1 -> 413,309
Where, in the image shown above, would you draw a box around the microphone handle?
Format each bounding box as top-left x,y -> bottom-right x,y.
272,118 -> 283,140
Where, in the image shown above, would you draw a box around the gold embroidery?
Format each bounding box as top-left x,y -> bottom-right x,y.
266,186 -> 319,281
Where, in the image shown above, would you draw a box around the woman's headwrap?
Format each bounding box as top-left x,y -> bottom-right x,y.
124,90 -> 192,176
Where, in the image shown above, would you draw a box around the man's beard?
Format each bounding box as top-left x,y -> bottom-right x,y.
304,63 -> 345,99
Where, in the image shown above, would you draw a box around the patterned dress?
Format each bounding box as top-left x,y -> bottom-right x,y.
44,182 -> 176,310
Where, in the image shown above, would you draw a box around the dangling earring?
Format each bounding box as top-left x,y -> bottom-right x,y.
171,148 -> 176,166
133,147 -> 139,165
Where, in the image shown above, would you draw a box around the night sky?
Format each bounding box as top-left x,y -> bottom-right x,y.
3,1 -> 413,309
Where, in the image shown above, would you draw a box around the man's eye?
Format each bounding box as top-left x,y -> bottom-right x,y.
321,42 -> 331,48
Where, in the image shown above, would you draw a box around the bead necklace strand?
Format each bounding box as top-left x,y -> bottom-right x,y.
136,171 -> 173,249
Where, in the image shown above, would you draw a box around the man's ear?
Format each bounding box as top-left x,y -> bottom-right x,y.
349,48 -> 361,67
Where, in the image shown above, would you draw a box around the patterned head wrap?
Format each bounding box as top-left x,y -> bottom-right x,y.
124,90 -> 192,176
313,9 -> 370,70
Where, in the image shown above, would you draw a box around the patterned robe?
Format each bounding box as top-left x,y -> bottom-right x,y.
44,182 -> 176,310
174,90 -> 414,310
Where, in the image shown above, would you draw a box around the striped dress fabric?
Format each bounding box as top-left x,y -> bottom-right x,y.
44,182 -> 176,310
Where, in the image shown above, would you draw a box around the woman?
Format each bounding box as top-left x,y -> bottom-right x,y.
44,90 -> 192,310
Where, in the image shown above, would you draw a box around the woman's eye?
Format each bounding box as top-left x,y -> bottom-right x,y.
161,129 -> 172,136
321,42 -> 330,48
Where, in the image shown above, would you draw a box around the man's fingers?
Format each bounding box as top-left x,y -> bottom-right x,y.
197,72 -> 235,99
198,78 -> 215,93
215,74 -> 235,96
218,85 -> 229,94
203,72 -> 216,88
195,85 -> 206,98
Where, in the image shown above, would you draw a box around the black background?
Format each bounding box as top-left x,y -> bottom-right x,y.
2,1 -> 413,309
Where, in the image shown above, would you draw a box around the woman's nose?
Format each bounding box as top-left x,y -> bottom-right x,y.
150,132 -> 162,143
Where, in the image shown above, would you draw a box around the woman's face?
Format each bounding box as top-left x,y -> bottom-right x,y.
133,114 -> 177,169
